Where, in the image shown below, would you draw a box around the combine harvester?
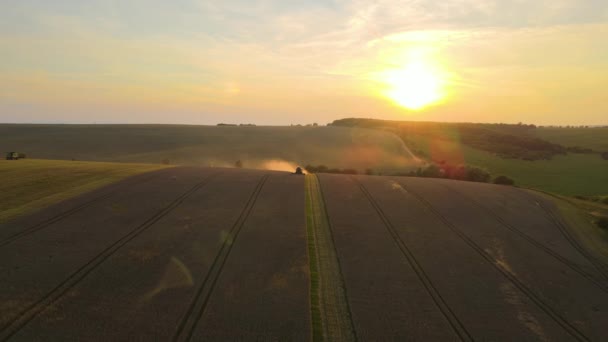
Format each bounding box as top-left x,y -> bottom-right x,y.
5,152 -> 26,160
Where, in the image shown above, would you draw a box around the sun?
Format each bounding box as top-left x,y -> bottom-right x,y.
382,60 -> 445,110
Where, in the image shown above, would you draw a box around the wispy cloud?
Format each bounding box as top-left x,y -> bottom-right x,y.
1,0 -> 607,124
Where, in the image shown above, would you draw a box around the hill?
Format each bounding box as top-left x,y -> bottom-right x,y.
331,118 -> 608,196
0,124 -> 418,174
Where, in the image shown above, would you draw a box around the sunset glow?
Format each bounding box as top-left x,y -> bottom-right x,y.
382,60 -> 445,110
1,1 -> 607,125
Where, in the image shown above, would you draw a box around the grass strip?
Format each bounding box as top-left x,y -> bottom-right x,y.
305,176 -> 323,341
0,159 -> 170,224
305,174 -> 356,342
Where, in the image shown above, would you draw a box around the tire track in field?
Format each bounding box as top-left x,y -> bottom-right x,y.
0,172 -> 220,342
517,190 -> 608,282
440,183 -> 608,293
501,187 -> 608,281
172,174 -> 269,342
306,175 -> 357,342
0,171 -> 161,248
399,181 -> 590,342
352,177 -> 473,342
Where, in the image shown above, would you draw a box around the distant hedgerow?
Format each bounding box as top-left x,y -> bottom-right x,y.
405,163 -> 491,183
304,165 -> 358,175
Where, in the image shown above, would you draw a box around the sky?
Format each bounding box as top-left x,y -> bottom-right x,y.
1,0 -> 607,125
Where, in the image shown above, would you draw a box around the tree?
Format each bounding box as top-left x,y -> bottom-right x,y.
466,167 -> 491,183
494,175 -> 515,185
421,164 -> 443,178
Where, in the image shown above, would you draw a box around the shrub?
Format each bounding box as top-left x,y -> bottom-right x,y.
494,175 -> 515,185
465,167 -> 491,183
305,164 -> 328,173
421,164 -> 443,178
566,146 -> 594,154
235,160 -> 243,168
597,217 -> 608,230
365,168 -> 374,175
602,152 -> 608,160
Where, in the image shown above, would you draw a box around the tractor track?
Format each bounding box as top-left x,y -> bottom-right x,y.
352,177 -> 473,342
172,174 -> 269,342
440,183 -> 608,293
0,171 -> 161,248
0,172 -> 221,342
398,181 -> 590,342
515,189 -> 608,282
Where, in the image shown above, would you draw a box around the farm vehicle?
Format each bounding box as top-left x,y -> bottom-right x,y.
5,152 -> 26,160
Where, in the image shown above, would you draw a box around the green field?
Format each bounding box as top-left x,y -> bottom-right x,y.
534,127 -> 608,152
0,159 -> 168,223
402,131 -> 608,196
465,148 -> 608,196
0,124 -> 417,173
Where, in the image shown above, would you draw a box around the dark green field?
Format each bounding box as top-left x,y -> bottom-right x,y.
534,127 -> 608,152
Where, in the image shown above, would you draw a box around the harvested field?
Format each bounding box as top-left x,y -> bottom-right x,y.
1,166 -> 607,341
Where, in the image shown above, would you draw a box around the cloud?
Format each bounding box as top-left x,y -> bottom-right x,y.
1,1 -> 608,125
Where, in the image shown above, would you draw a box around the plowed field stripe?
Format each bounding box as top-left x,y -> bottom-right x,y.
353,177 -> 473,342
306,175 -> 357,342
401,182 -> 590,342
0,172 -> 221,342
172,174 -> 269,342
